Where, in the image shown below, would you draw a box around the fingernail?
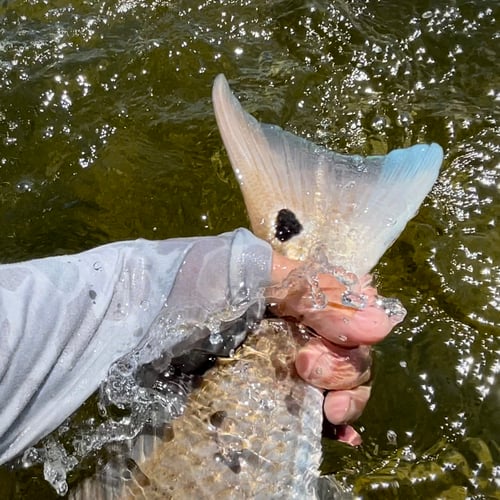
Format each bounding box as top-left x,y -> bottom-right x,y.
325,394 -> 351,424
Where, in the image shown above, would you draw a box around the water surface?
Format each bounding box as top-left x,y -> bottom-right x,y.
0,0 -> 498,498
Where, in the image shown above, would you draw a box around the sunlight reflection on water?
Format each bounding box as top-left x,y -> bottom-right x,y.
0,0 -> 498,498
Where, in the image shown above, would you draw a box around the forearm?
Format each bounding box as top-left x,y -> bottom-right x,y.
0,229 -> 273,465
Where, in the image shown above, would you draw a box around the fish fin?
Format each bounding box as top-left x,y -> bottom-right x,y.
212,74 -> 443,275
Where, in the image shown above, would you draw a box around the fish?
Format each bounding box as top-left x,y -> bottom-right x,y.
69,74 -> 443,499
72,319 -> 348,499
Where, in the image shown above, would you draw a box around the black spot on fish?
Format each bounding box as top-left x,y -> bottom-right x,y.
214,451 -> 241,474
142,422 -> 175,442
275,208 -> 303,242
270,352 -> 289,381
124,457 -> 151,486
285,393 -> 301,417
209,410 -> 227,428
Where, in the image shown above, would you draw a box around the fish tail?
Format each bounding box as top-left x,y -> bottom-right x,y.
213,74 -> 443,275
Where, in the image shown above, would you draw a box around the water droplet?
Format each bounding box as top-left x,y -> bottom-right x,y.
371,115 -> 388,131
337,334 -> 348,343
376,296 -> 407,323
311,289 -> 327,309
115,358 -> 137,377
396,111 -> 413,127
16,180 -> 34,193
209,331 -> 223,345
140,299 -> 150,311
308,245 -> 330,269
93,261 -> 102,271
342,290 -> 367,309
22,447 -> 40,468
387,429 -> 398,446
332,267 -> 358,288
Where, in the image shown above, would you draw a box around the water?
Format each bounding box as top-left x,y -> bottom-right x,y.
0,0 -> 498,498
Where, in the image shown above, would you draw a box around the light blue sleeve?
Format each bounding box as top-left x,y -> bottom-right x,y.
0,228 -> 272,465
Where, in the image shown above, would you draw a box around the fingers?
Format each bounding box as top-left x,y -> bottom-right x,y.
323,385 -> 371,424
300,274 -> 397,347
295,337 -> 373,443
303,301 -> 395,347
272,271 -> 399,347
332,425 -> 363,446
295,337 -> 371,390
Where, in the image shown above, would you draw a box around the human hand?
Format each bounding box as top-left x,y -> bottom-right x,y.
269,252 -> 405,445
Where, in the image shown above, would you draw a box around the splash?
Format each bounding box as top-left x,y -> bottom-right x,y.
267,244 -> 407,328
21,298 -> 262,495
21,360 -> 192,495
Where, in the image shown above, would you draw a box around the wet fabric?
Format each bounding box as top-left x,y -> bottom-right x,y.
0,228 -> 272,465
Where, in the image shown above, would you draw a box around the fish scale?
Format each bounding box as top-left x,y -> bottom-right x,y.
72,320 -> 348,499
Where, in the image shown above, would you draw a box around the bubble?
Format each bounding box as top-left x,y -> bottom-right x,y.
341,290 -> 367,309
41,439 -> 78,496
387,429 -> 398,446
371,115 -> 388,131
375,296 -> 407,323
396,111 -> 413,127
16,180 -> 34,193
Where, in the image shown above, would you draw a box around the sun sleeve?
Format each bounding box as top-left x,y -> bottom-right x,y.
0,228 -> 272,465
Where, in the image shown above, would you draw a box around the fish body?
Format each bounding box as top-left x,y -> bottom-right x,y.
73,320 -> 348,499
70,76 -> 442,498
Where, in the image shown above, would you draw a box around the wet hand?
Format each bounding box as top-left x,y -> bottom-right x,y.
270,252 -> 404,445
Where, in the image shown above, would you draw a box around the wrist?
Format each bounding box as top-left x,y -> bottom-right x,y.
270,252 -> 301,284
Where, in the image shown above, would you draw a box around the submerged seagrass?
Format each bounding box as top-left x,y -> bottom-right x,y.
72,320 -> 348,499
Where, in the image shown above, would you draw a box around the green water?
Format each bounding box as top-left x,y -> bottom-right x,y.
0,0 -> 498,498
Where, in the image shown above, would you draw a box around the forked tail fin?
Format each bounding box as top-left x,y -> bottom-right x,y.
213,74 -> 443,276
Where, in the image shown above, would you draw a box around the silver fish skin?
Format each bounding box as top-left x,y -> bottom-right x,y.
71,320 -> 348,499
